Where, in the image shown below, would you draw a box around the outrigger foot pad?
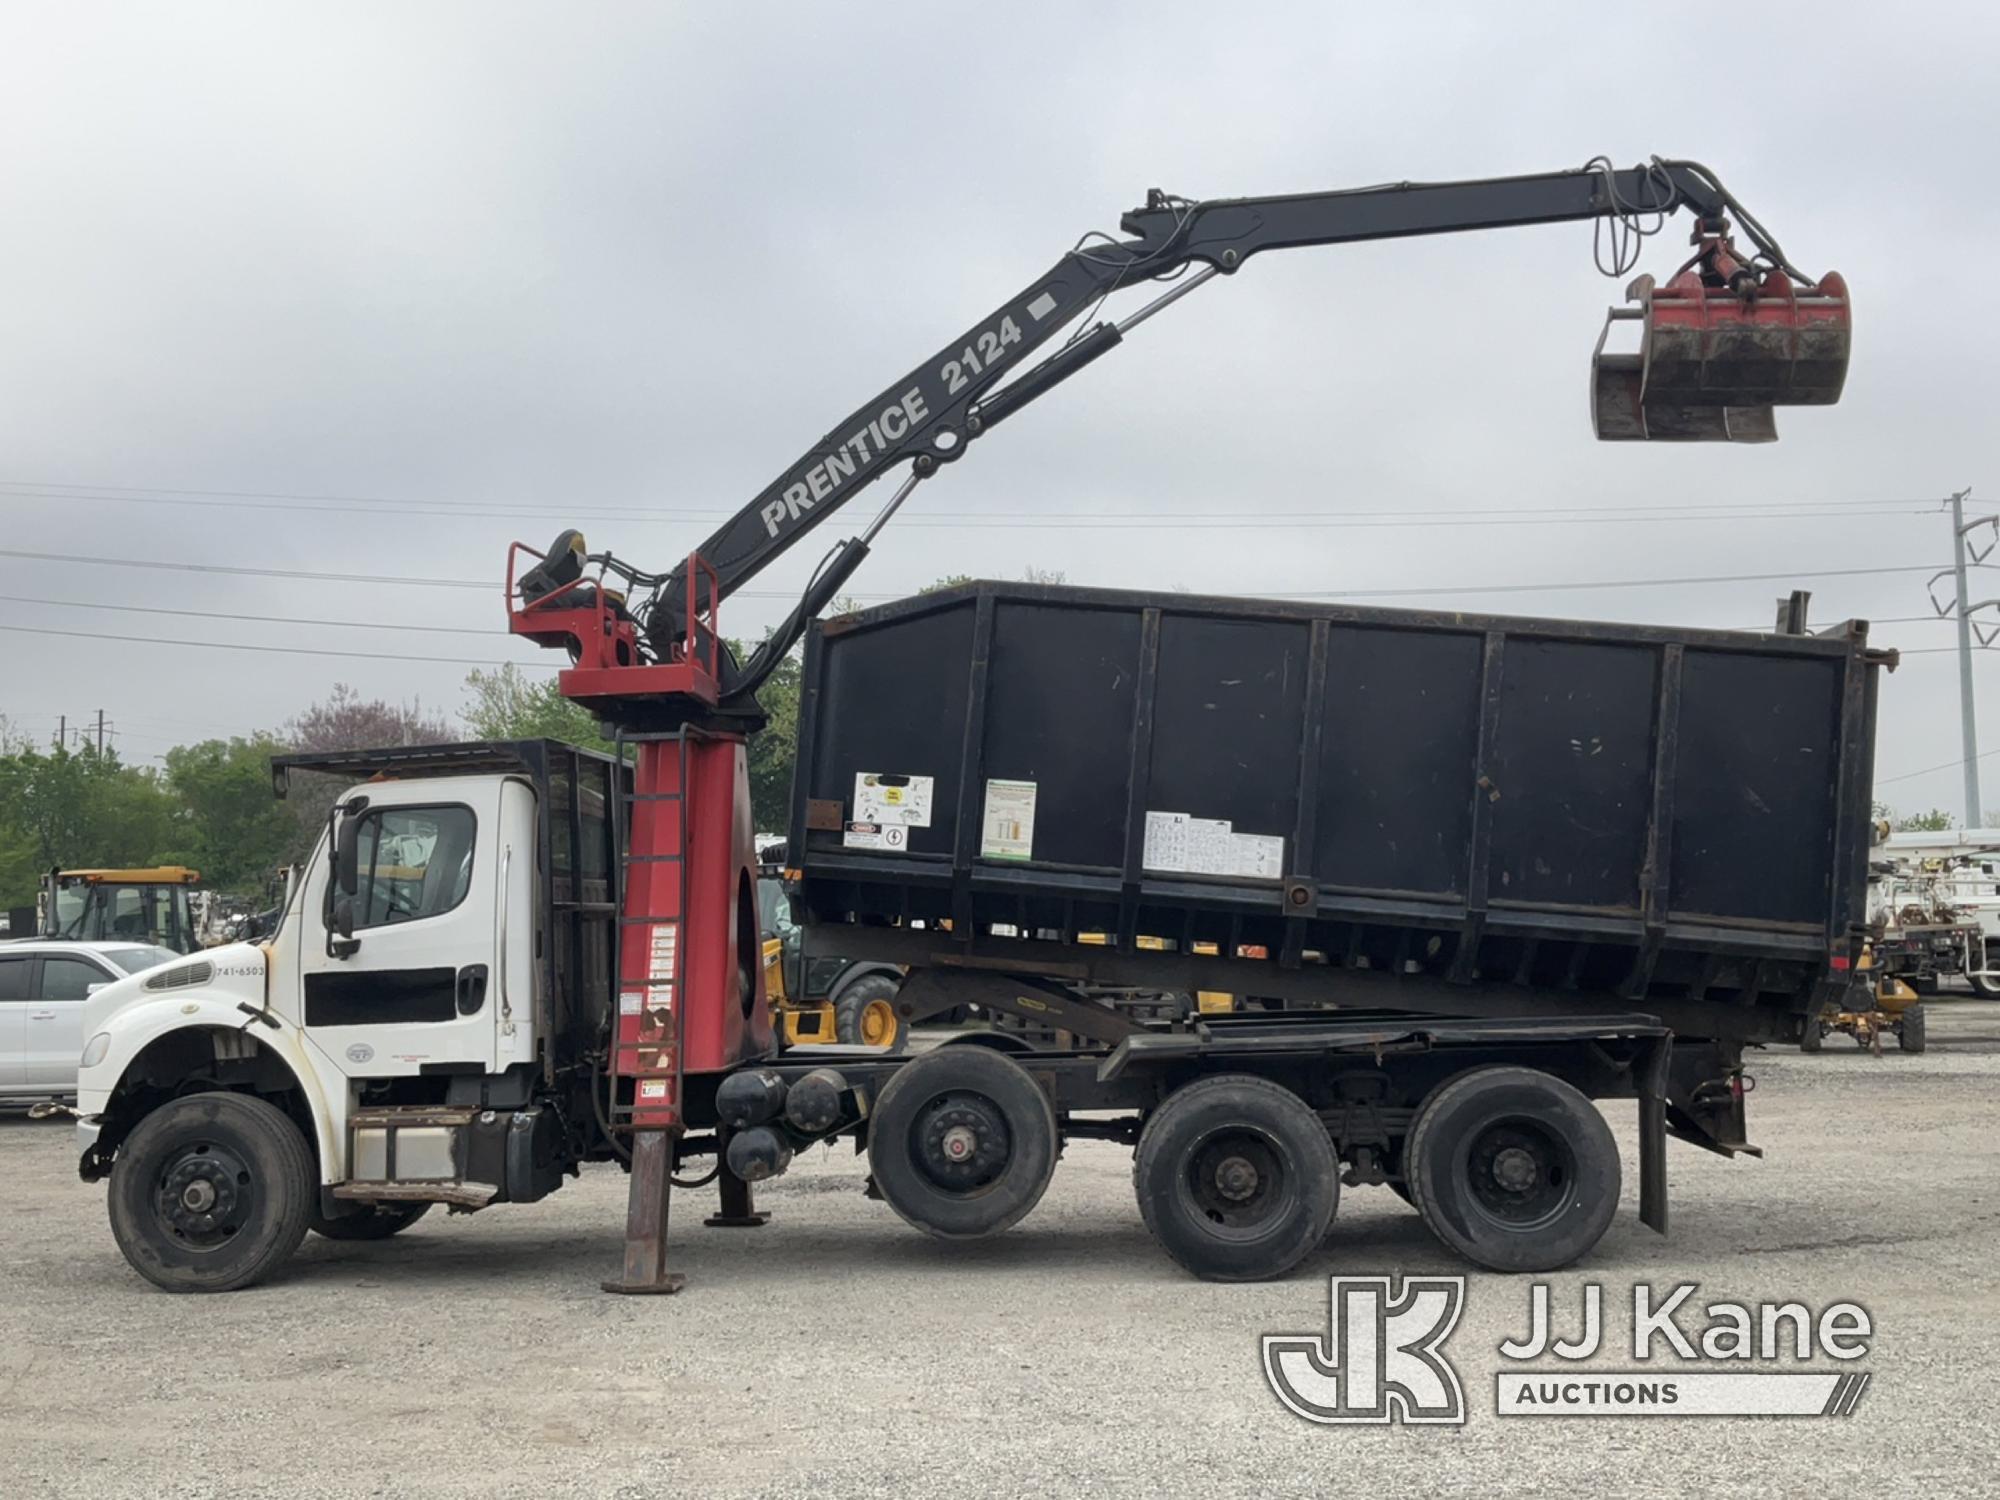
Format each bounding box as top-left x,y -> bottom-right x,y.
601,1273 -> 689,1296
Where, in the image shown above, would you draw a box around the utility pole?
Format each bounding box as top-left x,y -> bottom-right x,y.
1950,489 -> 1983,828
55,714 -> 65,750
93,708 -> 107,756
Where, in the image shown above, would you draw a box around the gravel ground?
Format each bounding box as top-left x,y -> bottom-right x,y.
5,1004 -> 1999,1499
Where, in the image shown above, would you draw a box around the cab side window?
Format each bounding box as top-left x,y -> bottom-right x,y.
0,956 -> 26,1001
344,805 -> 478,930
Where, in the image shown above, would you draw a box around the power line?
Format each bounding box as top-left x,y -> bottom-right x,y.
0,594 -> 498,636
0,546 -> 1954,603
0,487 -> 1937,529
0,478 -> 1950,528
0,475 -> 1949,513
0,547 -> 823,601
1301,563 -> 1945,601
7,590 -> 1952,642
0,494 -> 1941,530
0,621 -> 559,670
1876,745 -> 2000,786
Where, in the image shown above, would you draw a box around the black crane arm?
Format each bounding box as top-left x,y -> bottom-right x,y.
635,157 -> 1792,683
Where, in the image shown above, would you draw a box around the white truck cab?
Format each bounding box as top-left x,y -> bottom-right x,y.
74,744 -> 613,1292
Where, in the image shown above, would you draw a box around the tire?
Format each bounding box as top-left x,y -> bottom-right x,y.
1133,1074 -> 1338,1282
1971,955 -> 2000,1000
310,1201 -> 432,1241
835,973 -> 907,1053
1898,1003 -> 1927,1054
108,1091 -> 316,1293
1404,1066 -> 1619,1274
867,1046 -> 1058,1239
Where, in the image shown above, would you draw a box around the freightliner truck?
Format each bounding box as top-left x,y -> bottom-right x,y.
68,155 -> 1859,1292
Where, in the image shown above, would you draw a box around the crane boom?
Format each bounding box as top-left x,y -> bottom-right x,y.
512,156 -> 1847,709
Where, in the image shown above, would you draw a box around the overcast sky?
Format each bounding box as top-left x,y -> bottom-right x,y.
2,3 -> 1995,816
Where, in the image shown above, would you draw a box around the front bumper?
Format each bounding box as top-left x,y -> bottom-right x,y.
75,1116 -> 105,1180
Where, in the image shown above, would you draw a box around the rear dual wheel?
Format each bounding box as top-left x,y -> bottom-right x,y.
1403,1067 -> 1620,1273
310,1201 -> 432,1240
867,1046 -> 1058,1238
1134,1075 -> 1338,1282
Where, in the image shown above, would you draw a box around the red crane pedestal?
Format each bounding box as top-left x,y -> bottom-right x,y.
507,543 -> 775,1294
601,730 -> 774,1293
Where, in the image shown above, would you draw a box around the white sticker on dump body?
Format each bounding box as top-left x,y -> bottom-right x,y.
843,820 -> 909,851
981,779 -> 1037,860
853,772 -> 933,828
1144,809 -> 1284,879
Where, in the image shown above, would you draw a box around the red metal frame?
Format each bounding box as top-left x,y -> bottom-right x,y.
508,538 -> 773,1290
611,730 -> 772,1136
505,542 -> 723,711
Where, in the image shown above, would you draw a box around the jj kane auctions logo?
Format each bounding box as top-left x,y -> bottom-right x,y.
1264,1277 -> 1873,1424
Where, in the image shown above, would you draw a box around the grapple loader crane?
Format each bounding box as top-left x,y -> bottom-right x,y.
504,155 -> 1851,1293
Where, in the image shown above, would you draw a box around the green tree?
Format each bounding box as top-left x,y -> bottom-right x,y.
461,646 -> 802,834
0,745 -> 177,906
744,647 -> 801,835
1895,808 -> 1956,833
462,663 -> 618,756
160,737 -> 300,894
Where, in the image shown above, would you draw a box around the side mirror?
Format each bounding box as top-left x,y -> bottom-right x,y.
333,809 -> 362,898
86,982 -> 108,996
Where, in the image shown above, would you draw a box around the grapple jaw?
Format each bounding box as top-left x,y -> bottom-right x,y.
1591,223 -> 1850,443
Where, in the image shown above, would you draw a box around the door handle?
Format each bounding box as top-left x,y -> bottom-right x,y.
29,1009 -> 56,1020
456,964 -> 489,1016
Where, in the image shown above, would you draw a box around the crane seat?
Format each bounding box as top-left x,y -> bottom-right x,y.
1591,265 -> 1849,443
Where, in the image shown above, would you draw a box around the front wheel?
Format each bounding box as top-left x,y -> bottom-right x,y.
1134,1074 -> 1338,1282
1404,1066 -> 1619,1274
1898,1003 -> 1927,1054
310,1201 -> 432,1241
108,1092 -> 316,1292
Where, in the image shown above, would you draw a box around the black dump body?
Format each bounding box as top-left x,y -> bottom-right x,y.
788,582 -> 1885,1046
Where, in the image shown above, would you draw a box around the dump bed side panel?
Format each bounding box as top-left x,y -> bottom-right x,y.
789,582 -> 1879,1036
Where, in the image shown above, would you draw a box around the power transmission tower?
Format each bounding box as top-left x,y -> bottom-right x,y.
1935,489 -> 1997,827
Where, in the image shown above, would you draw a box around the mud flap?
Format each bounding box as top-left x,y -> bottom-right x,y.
1636,1033 -> 1671,1236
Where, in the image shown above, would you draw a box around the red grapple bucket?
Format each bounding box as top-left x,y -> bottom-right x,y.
1592,267 -> 1850,442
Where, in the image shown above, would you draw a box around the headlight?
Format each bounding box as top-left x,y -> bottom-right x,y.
80,1032 -> 111,1069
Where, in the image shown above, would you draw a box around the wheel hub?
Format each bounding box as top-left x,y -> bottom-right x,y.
1466,1119 -> 1572,1229
1185,1130 -> 1292,1233
1491,1145 -> 1539,1192
914,1093 -> 1011,1192
156,1141 -> 255,1250
1214,1155 -> 1260,1202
